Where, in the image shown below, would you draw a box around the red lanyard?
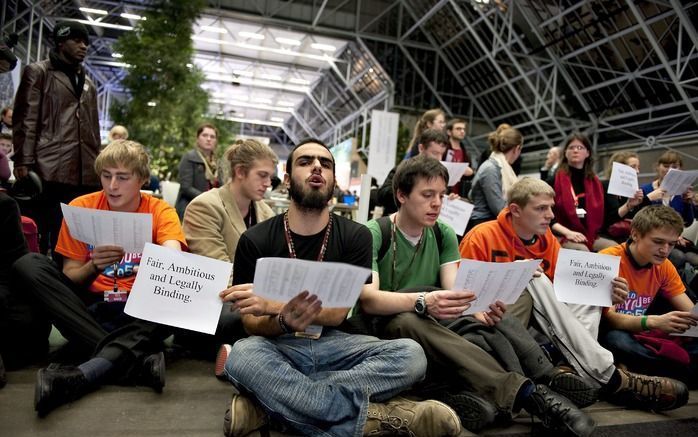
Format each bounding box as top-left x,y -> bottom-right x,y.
283,211 -> 333,261
569,186 -> 585,208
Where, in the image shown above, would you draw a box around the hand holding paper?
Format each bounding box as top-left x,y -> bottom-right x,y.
670,304 -> 698,337
425,289 -> 476,319
659,168 -> 698,196
607,162 -> 639,198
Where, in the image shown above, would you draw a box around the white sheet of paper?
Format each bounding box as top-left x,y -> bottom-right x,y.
671,303 -> 698,337
554,248 -> 620,307
454,259 -> 540,315
607,162 -> 639,198
125,243 -> 231,334
440,161 -> 470,187
659,168 -> 698,196
60,203 -> 152,253
438,198 -> 474,236
357,174 -> 372,225
253,258 -> 371,308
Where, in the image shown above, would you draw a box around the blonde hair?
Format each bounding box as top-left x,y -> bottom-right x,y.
507,177 -> 554,207
95,140 -> 150,181
604,151 -> 638,179
407,108 -> 445,155
488,123 -> 523,154
224,139 -> 278,177
108,125 -> 129,141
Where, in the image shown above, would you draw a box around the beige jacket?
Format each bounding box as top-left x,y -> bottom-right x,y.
182,183 -> 275,265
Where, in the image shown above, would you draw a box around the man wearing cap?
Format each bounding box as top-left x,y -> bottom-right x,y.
12,21 -> 100,254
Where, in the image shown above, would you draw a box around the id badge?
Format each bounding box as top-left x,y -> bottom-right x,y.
104,290 -> 128,303
575,208 -> 586,218
295,324 -> 323,339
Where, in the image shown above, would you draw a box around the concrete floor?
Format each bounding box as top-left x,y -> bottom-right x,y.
1,357 -> 697,437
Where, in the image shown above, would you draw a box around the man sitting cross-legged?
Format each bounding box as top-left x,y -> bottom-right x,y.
601,205 -> 698,389
12,140 -> 187,416
459,177 -> 689,411
216,139 -> 461,437
358,156 -> 595,436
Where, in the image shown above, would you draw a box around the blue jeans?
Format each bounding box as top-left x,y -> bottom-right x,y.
224,328 -> 427,437
602,329 -> 698,386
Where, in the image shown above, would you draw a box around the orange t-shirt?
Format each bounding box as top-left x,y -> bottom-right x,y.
56,191 -> 187,294
600,243 -> 685,316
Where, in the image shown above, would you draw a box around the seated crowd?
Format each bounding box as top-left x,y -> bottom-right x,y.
0,118 -> 696,437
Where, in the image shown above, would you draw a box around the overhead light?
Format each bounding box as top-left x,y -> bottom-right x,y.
186,63 -> 193,68
256,98 -> 273,104
289,78 -> 310,85
275,37 -> 301,46
147,101 -> 157,107
74,19 -> 133,31
270,116 -> 285,122
236,113 -> 245,118
193,36 -> 340,63
238,31 -> 264,40
260,74 -> 282,81
311,43 -> 336,52
111,53 -> 123,58
201,25 -> 228,34
209,98 -> 294,113
277,101 -> 295,107
121,13 -> 146,20
205,72 -> 311,93
221,116 -> 284,128
79,7 -> 108,15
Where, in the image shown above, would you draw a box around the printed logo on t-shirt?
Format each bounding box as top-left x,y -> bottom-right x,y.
614,290 -> 653,316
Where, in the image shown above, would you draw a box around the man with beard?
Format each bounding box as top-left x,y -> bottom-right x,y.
216,139 -> 462,437
12,21 -> 100,254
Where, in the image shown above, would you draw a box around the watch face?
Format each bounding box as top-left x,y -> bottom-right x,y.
415,297 -> 426,315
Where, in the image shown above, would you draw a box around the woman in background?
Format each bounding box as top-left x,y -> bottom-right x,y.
404,108 -> 446,159
176,123 -> 223,218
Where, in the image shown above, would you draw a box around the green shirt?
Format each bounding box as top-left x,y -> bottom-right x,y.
367,218 -> 460,291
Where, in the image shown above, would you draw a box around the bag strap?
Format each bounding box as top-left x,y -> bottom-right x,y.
377,215 -> 444,261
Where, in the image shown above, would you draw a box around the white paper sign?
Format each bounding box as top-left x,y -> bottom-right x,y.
438,198 -> 474,236
454,259 -> 540,314
660,168 -> 698,196
357,174 -> 372,225
253,258 -> 371,308
367,110 -> 400,184
554,248 -> 620,307
671,303 -> 698,337
60,203 -> 152,253
125,243 -> 231,334
607,162 -> 639,198
440,161 -> 470,187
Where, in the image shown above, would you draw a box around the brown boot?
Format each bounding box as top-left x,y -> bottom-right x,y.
223,394 -> 268,437
609,368 -> 689,412
364,396 -> 461,436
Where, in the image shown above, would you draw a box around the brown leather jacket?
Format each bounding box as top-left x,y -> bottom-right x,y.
12,58 -> 100,186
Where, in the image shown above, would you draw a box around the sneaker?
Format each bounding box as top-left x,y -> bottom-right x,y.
215,344 -> 232,380
610,368 -> 688,412
138,352 -> 166,393
548,369 -> 598,408
432,390 -> 496,432
364,396 -> 461,437
223,393 -> 268,437
35,364 -> 91,417
524,384 -> 596,437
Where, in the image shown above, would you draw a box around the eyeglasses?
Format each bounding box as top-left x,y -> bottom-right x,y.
567,145 -> 587,151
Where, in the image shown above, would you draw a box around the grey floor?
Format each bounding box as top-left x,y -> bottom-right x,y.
1,357 -> 697,437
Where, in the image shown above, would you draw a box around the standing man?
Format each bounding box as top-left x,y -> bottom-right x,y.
218,139 -> 461,437
378,128 -> 448,216
12,21 -> 100,254
181,139 -> 278,359
444,118 -> 474,197
459,178 -> 689,412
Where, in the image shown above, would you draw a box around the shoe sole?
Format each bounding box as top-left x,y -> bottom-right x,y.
215,344 -> 232,380
35,368 -> 53,417
437,393 -> 496,432
550,373 -> 598,408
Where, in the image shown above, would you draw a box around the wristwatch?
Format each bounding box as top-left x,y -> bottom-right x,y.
414,292 -> 427,316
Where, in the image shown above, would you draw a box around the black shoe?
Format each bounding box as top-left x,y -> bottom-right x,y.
138,352 -> 165,393
433,390 -> 497,432
0,353 -> 6,389
524,384 -> 596,437
35,364 -> 90,417
608,368 -> 688,412
548,370 -> 599,408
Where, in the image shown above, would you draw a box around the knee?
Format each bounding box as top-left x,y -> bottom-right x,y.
225,337 -> 267,378
384,312 -> 424,338
603,329 -> 634,349
393,338 -> 427,379
12,253 -> 52,280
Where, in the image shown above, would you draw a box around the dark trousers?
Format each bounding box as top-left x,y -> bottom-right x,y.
174,303 -> 247,360
601,329 -> 698,388
12,253 -> 171,381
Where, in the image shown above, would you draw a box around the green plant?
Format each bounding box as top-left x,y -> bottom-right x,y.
109,0 -> 209,179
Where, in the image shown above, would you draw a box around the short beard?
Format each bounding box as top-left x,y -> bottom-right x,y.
289,177 -> 333,212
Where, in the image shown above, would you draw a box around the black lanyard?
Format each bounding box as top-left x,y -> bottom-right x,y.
390,215 -> 423,291
283,211 -> 333,261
